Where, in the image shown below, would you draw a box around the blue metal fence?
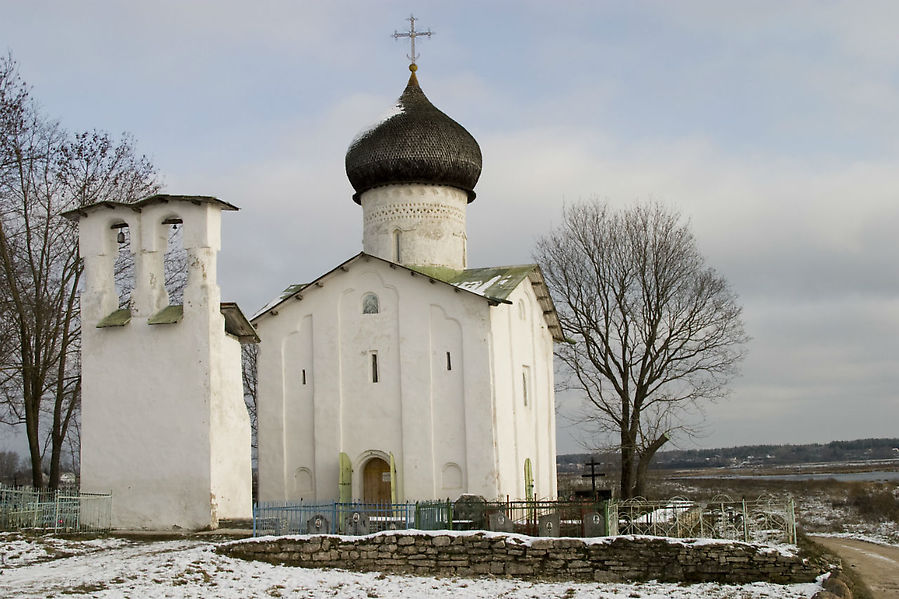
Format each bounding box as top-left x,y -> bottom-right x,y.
253,499 -> 612,538
254,501 -> 416,536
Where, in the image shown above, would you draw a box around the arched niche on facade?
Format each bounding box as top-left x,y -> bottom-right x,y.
293,467 -> 314,497
441,462 -> 463,491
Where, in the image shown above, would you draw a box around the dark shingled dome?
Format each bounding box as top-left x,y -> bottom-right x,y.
346,68 -> 482,204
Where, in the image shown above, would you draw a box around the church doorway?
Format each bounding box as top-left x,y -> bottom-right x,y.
363,457 -> 391,503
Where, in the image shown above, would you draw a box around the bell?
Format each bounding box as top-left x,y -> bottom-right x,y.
117,230 -> 126,244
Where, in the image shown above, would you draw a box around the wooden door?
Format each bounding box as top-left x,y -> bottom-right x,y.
363,457 -> 391,503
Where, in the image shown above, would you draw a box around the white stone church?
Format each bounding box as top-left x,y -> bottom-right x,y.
254,64 -> 562,504
73,58 -> 562,530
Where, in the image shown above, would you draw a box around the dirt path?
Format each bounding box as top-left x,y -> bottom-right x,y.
810,536 -> 899,598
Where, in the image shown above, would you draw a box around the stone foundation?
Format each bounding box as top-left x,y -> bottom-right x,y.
219,531 -> 820,584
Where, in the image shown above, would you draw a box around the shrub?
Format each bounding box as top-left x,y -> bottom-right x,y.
846,482 -> 899,522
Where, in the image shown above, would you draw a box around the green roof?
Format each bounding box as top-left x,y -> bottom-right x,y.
96,309 -> 131,328
148,304 -> 184,325
252,253 -> 562,341
441,265 -> 537,302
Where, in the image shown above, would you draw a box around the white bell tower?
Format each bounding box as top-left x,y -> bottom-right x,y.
71,194 -> 256,530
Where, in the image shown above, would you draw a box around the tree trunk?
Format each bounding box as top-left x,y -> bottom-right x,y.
619,430 -> 637,499
632,432 -> 670,498
25,398 -> 42,488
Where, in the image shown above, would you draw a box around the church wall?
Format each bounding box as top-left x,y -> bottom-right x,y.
429,305 -> 466,498
210,333 -> 254,519
255,257 -> 499,503
360,184 -> 468,270
257,325 -> 287,502
339,270 -> 404,495
283,316 -> 315,500
258,293 -> 342,503
488,280 -> 558,501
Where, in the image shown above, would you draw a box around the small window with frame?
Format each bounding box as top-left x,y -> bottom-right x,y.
371,351 -> 379,383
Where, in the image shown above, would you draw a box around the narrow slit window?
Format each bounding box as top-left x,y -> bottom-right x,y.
394,230 -> 402,263
446,352 -> 452,371
371,352 -> 379,383
302,369 -> 306,385
522,366 -> 530,406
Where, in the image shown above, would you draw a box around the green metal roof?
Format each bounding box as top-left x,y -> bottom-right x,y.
96,309 -> 131,328
147,304 -> 184,325
441,265 -> 537,303
252,254 -> 563,341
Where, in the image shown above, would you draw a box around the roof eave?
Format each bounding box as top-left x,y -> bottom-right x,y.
251,252 -> 515,324
527,267 -> 565,342
62,194 -> 239,220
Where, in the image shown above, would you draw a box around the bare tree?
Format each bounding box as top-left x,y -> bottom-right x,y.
0,54 -> 159,488
242,342 -> 259,453
536,201 -> 748,499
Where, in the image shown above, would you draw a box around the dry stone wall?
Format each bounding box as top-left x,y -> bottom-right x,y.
220,531 -> 820,584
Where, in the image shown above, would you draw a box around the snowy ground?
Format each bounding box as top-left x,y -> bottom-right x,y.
797,490 -> 899,546
0,533 -> 825,599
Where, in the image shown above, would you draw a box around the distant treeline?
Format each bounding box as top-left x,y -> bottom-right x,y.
557,438 -> 899,472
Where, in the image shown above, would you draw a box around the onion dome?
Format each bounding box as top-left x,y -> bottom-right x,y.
346,65 -> 482,204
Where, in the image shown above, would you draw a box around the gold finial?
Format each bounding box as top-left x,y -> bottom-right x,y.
410,63 -> 418,72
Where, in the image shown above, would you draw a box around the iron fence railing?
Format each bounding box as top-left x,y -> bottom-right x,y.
253,499 -> 612,538
254,495 -> 797,543
0,485 -> 112,532
254,501 -> 416,536
611,495 -> 797,543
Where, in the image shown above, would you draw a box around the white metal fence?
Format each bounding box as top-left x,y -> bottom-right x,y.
611,495 -> 797,543
0,485 -> 112,532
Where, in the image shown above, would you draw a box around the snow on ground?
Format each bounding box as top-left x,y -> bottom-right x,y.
0,535 -> 825,599
797,491 -> 899,546
0,533 -> 131,568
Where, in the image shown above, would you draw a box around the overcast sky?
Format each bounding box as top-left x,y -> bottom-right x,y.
3,1 -> 898,455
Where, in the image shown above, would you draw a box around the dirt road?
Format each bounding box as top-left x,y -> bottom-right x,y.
811,536 -> 899,598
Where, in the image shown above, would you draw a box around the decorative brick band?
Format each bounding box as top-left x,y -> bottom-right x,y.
219,531 -> 820,584
364,201 -> 466,227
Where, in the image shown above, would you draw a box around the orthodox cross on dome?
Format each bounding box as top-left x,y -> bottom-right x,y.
393,15 -> 433,66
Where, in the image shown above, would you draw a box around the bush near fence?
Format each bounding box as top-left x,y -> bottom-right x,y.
0,484 -> 112,532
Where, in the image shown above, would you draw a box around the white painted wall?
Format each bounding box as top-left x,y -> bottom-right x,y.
488,280 -> 558,501
255,256 -> 557,504
360,184 -> 468,270
256,257 -> 500,502
78,199 -> 252,530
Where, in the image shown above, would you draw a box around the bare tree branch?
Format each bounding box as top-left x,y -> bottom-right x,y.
535,200 -> 748,499
0,54 -> 160,488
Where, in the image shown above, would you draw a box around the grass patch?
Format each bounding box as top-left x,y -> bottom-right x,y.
62,582 -> 108,594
